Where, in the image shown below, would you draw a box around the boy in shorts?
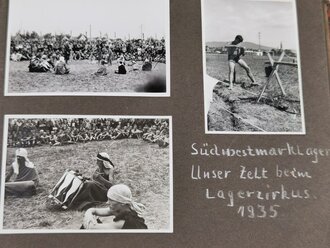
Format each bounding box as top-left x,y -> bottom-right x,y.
227,35 -> 259,90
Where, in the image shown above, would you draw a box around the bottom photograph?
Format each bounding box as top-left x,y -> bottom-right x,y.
1,115 -> 172,233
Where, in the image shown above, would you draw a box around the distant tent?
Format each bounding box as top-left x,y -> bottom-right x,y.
13,34 -> 23,42
284,49 -> 297,58
77,34 -> 88,41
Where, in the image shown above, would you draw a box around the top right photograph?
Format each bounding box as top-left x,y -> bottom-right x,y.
202,0 -> 305,134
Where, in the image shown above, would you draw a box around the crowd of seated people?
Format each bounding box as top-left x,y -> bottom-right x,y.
7,118 -> 169,148
10,33 -> 166,66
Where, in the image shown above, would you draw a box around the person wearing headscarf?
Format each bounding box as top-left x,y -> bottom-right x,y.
69,152 -> 115,211
5,148 -> 39,197
82,184 -> 147,229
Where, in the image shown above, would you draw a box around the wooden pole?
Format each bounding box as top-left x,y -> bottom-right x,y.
257,52 -> 286,102
273,52 -> 286,96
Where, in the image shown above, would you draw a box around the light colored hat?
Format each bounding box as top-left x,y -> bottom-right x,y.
97,152 -> 114,169
13,148 -> 34,174
16,148 -> 28,159
107,184 -> 145,216
107,184 -> 132,202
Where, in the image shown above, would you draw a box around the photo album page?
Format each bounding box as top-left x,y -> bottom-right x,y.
0,0 -> 329,247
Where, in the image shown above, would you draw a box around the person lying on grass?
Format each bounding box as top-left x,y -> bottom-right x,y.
82,184 -> 147,229
227,35 -> 259,90
5,148 -> 39,197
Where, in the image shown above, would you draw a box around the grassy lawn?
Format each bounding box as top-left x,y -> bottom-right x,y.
3,139 -> 171,231
206,54 -> 303,132
8,60 -> 166,94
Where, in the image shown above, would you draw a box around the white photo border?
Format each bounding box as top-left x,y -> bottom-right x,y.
4,0 -> 171,97
201,0 -> 306,135
0,114 -> 173,234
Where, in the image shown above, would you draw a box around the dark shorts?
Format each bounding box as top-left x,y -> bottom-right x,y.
228,55 -> 240,63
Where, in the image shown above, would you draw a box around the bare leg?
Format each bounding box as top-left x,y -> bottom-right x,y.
228,61 -> 236,90
237,59 -> 258,85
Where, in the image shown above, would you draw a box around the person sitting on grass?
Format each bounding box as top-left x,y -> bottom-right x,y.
94,128 -> 102,141
5,148 -> 39,197
57,129 -> 75,145
97,127 -> 112,141
117,54 -> 126,65
29,55 -> 51,73
157,133 -> 170,148
82,128 -> 92,143
142,128 -> 154,142
8,134 -> 14,147
31,129 -> 42,146
70,127 -> 80,142
131,60 -> 140,71
49,130 -> 61,146
11,51 -> 24,62
77,128 -> 88,143
142,58 -> 152,71
227,35 -> 259,90
39,130 -> 50,144
54,56 -> 70,75
115,61 -> 127,74
111,125 -> 124,140
121,125 -> 130,139
130,124 -> 143,139
14,130 -> 23,147
20,130 -> 31,147
88,128 -> 98,141
152,130 -> 162,143
82,184 -> 147,229
69,152 -> 115,211
94,60 -> 108,76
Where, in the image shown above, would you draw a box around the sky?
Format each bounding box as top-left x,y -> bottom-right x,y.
9,0 -> 168,39
204,0 -> 299,49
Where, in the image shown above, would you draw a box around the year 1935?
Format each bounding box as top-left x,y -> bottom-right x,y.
237,205 -> 280,218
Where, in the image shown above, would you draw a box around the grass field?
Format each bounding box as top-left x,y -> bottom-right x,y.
206,53 -> 303,133
3,139 -> 171,231
7,60 -> 166,94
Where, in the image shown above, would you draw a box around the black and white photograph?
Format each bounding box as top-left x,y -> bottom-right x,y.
202,0 -> 305,134
0,115 -> 172,233
5,0 -> 170,96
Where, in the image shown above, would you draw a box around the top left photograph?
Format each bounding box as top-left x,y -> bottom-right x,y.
4,0 -> 170,96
